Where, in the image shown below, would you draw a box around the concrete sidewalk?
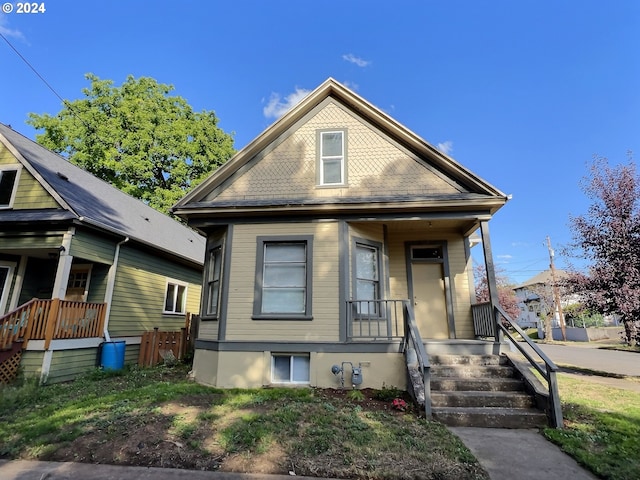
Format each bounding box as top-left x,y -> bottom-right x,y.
449,427 -> 598,480
0,460 -> 330,480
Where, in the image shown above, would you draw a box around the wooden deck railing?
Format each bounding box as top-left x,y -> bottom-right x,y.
0,299 -> 106,350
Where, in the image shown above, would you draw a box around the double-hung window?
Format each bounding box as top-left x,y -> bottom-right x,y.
164,280 -> 187,314
353,240 -> 382,316
318,130 -> 345,186
205,244 -> 223,317
0,167 -> 20,208
254,236 -> 313,319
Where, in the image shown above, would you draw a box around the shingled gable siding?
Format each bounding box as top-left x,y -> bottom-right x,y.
108,245 -> 201,337
225,222 -> 340,342
0,144 -> 59,209
212,100 -> 463,203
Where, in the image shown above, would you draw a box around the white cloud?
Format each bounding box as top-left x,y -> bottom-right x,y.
0,15 -> 25,41
436,140 -> 453,155
263,87 -> 311,119
497,254 -> 513,260
343,80 -> 359,91
342,53 -> 371,67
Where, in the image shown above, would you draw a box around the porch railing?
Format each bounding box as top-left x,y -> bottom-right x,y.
401,300 -> 431,418
346,300 -> 406,340
472,301 -> 563,428
0,298 -> 106,350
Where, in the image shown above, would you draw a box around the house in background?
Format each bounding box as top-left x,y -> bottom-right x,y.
513,269 -> 569,331
173,78 -> 512,391
0,123 -> 204,383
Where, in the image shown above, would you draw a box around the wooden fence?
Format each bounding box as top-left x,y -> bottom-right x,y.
138,327 -> 188,367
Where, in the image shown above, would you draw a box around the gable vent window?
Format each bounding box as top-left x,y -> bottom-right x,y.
0,168 -> 19,208
318,130 -> 346,186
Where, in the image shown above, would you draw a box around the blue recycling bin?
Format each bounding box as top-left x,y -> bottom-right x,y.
100,341 -> 126,370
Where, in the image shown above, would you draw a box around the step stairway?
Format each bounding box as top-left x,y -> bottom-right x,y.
428,354 -> 548,428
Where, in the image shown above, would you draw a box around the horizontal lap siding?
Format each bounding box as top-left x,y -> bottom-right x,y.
70,230 -> 116,265
19,351 -> 44,379
1,145 -> 59,209
47,348 -> 99,383
108,245 -> 201,337
225,222 -> 340,342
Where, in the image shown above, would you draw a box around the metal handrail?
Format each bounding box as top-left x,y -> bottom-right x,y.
402,300 -> 431,418
495,304 -> 563,428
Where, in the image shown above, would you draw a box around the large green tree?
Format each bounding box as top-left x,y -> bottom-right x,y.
28,74 -> 235,215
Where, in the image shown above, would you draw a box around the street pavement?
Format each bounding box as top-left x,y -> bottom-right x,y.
534,342 -> 640,377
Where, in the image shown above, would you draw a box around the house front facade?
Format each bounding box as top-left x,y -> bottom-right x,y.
173,79 -> 509,391
0,123 -> 204,383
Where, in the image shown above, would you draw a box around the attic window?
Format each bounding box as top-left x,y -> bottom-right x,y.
0,167 -> 20,208
317,130 -> 346,186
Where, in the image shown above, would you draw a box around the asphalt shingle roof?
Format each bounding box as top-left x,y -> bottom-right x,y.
0,123 -> 204,265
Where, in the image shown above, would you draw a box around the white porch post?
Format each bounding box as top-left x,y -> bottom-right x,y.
479,220 -> 503,349
51,229 -> 75,300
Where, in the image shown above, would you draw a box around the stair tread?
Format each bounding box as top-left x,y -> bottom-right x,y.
431,391 -> 531,397
432,406 -> 546,415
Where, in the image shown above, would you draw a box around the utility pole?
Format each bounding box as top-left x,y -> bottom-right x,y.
546,236 -> 566,341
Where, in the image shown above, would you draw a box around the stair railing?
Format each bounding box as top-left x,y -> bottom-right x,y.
401,300 -> 431,418
494,304 -> 563,428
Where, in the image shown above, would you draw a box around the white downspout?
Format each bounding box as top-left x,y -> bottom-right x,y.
103,237 -> 129,342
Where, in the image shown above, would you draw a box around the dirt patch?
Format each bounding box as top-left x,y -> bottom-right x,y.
45,388 -> 411,473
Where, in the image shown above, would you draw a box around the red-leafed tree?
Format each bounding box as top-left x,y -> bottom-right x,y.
474,264 -> 521,321
565,155 -> 640,346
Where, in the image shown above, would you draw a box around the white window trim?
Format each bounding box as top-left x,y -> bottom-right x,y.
0,261 -> 16,314
0,165 -> 22,209
271,354 -> 310,385
318,130 -> 346,186
163,278 -> 188,315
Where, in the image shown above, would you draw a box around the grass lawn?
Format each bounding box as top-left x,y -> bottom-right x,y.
0,364 -> 488,480
545,374 -> 640,480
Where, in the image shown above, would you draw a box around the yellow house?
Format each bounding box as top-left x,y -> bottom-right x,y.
173,78 -> 511,386
174,79 -> 564,428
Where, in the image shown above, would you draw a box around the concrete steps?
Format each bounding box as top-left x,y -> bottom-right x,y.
429,354 -> 548,428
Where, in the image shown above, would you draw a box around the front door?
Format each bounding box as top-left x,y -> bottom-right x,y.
65,265 -> 92,302
409,245 -> 450,339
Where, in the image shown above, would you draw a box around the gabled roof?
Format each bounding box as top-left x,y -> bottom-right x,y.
0,123 -> 204,265
173,78 -> 508,218
514,269 -> 569,290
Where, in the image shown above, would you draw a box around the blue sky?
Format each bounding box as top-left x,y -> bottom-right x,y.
1,1 -> 638,284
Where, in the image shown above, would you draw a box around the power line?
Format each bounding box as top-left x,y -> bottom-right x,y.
0,32 -> 66,105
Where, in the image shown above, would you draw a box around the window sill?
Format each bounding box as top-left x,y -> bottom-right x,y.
162,311 -> 186,316
252,315 -> 313,321
316,183 -> 347,189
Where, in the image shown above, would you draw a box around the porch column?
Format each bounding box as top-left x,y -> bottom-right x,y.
479,220 -> 503,348
51,229 -> 75,299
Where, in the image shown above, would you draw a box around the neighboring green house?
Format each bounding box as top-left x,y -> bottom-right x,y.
0,123 -> 203,383
172,78 -> 511,391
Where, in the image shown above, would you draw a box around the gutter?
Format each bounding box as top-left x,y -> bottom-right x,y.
102,236 -> 129,342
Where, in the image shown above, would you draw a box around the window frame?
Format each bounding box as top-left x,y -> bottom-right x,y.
203,240 -> 224,319
0,166 -> 21,209
316,129 -> 347,187
0,261 -> 16,314
253,235 -> 314,320
271,354 -> 311,385
351,237 -> 384,318
163,278 -> 188,315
